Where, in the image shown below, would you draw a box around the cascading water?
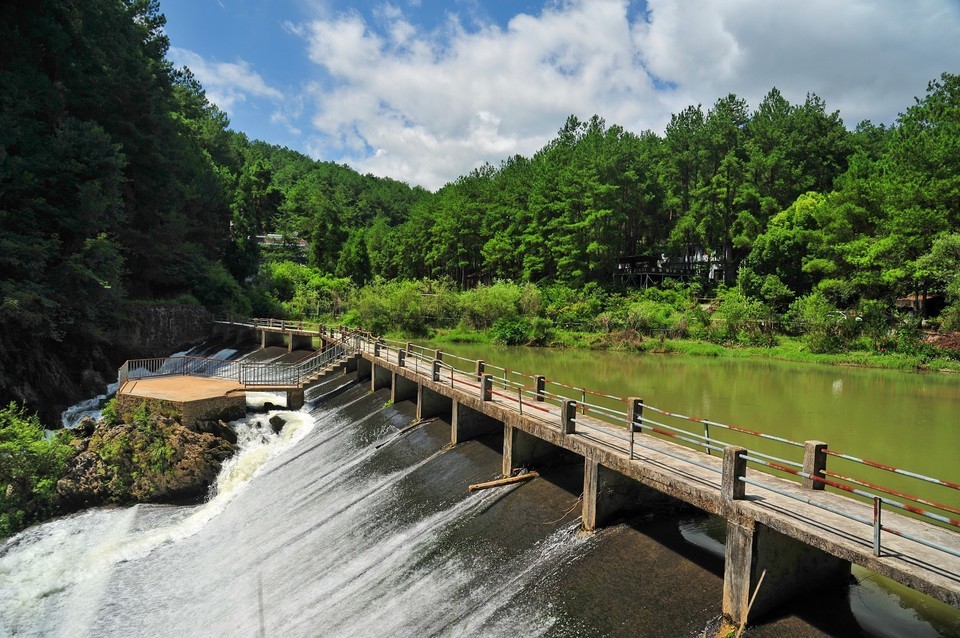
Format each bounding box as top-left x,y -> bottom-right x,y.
1,375 -> 595,637
6,367 -> 959,637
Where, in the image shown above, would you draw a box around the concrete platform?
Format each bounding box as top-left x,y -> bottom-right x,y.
120,376 -> 245,401
118,377 -> 247,428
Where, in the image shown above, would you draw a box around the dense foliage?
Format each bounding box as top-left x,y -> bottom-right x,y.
0,403 -> 73,536
3,0 -> 960,423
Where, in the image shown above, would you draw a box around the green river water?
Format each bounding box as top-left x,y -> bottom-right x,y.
424,343 -> 960,510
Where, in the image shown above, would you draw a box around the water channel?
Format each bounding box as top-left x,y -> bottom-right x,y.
0,344 -> 957,636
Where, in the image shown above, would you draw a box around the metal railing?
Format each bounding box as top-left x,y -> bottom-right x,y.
118,332 -> 360,389
356,329 -> 960,563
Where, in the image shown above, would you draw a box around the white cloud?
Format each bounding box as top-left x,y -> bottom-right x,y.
291,0 -> 960,189
170,47 -> 284,113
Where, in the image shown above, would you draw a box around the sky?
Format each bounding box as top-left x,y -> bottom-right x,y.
162,0 -> 960,190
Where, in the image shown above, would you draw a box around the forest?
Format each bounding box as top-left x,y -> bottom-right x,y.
3,0 -> 960,417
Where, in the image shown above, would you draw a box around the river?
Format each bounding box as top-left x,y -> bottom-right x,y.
1,345 -> 958,636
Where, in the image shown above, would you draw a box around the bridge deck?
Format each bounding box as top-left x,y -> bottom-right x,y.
361,341 -> 960,607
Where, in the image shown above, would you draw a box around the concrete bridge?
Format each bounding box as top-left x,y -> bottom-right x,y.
211,318 -> 342,352
118,323 -> 960,628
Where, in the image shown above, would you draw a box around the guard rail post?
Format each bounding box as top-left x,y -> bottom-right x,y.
534,375 -> 545,402
562,401 -> 577,435
722,445 -> 747,509
475,360 -> 485,381
481,374 -> 493,401
802,440 -> 827,490
628,397 -> 643,459
398,350 -> 406,368
432,359 -> 442,382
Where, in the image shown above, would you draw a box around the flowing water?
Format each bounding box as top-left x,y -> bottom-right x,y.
3,345 -> 960,637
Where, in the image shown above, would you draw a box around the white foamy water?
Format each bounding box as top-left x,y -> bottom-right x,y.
0,384 -> 588,638
0,409 -> 315,637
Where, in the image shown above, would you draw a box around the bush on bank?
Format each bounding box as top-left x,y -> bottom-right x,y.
247,261 -> 960,367
0,403 -> 74,537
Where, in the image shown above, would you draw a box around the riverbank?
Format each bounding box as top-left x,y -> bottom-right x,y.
415,327 -> 960,374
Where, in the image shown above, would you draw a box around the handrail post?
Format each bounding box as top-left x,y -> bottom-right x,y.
398,350 -> 406,368
475,360 -> 485,381
722,445 -> 748,510
802,440 -> 828,490
481,374 -> 492,401
534,375 -> 545,402
628,397 -> 643,459
873,497 -> 882,556
374,341 -> 382,358
562,400 -> 577,435
432,359 -> 442,382
435,349 -> 443,362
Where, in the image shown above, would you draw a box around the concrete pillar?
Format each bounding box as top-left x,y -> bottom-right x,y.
356,355 -> 372,381
480,374 -> 493,401
432,359 -> 442,382
374,341 -> 382,358
344,354 -> 359,373
290,333 -> 313,351
802,440 -> 828,490
722,445 -> 747,509
417,385 -> 452,420
452,400 -> 502,445
502,425 -> 565,476
723,518 -> 850,625
286,388 -> 305,410
398,350 -> 406,368
582,458 -> 663,532
260,330 -> 284,349
391,372 -> 417,404
628,397 -> 644,459
434,349 -> 443,362
372,363 -> 392,391
475,360 -> 485,381
534,375 -> 545,401
562,400 -> 577,435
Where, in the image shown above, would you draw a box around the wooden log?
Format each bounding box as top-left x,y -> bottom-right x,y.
468,471 -> 539,492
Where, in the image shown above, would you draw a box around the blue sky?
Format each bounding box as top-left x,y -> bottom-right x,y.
162,0 -> 960,190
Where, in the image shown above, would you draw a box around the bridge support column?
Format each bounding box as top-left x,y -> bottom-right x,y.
289,333 -> 314,352
722,445 -> 849,626
372,363 -> 392,391
723,518 -> 850,625
356,355 -> 372,381
582,458 -> 662,532
392,372 -> 417,404
418,385 -> 452,421
286,388 -> 305,410
451,400 -> 502,445
343,354 -> 358,373
502,425 -> 566,476
260,330 -> 284,349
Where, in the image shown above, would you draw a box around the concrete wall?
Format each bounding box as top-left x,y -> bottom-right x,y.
116,393 -> 245,430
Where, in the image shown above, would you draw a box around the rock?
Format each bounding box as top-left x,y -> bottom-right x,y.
269,415 -> 286,434
57,412 -> 236,508
216,420 -> 238,445
76,416 -> 97,437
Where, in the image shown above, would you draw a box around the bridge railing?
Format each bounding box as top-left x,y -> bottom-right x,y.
118,331 -> 360,389
358,329 -> 959,562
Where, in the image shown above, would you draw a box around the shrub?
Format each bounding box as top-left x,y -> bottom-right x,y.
0,403 -> 73,536
460,281 -> 522,328
491,317 -> 531,345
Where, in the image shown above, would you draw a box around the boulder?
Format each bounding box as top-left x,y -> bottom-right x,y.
269,415 -> 286,434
